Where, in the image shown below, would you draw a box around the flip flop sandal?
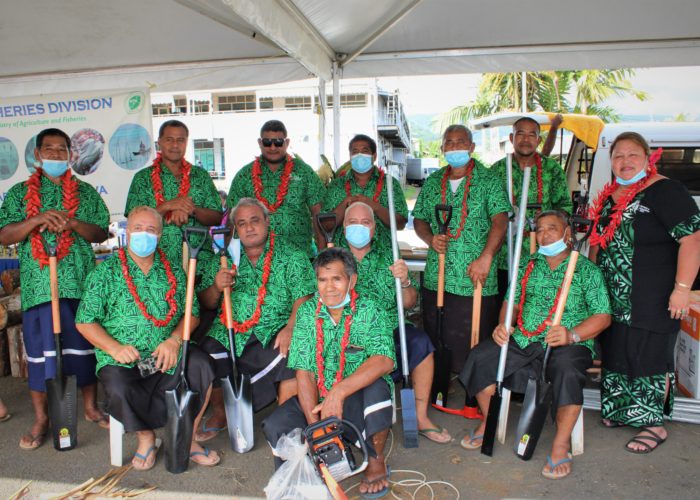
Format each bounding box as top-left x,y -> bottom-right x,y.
361,466 -> 392,499
0,413 -> 12,423
460,429 -> 484,450
419,426 -> 452,444
195,421 -> 226,443
132,441 -> 161,471
541,453 -> 573,480
625,427 -> 667,454
190,446 -> 221,467
19,431 -> 47,450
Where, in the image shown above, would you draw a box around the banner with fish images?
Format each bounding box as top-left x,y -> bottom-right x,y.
0,88 -> 152,217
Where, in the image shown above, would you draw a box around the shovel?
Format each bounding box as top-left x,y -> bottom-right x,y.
211,228 -> 254,453
481,166 -> 532,457
526,203 -> 542,255
165,226 -> 207,473
386,165 -> 418,448
430,204 -> 453,408
514,216 -> 593,460
316,212 -> 338,248
44,237 -> 78,451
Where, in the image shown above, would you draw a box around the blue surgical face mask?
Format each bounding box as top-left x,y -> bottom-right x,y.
350,153 -> 373,174
41,158 -> 69,177
129,231 -> 158,258
322,282 -> 352,310
444,150 -> 470,168
345,224 -> 371,248
616,168 -> 647,186
538,237 -> 568,257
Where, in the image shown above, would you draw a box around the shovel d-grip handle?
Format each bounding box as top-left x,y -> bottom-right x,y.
570,216 -> 594,252
211,227 -> 232,256
434,204 -> 453,235
316,212 -> 338,247
182,226 -> 208,259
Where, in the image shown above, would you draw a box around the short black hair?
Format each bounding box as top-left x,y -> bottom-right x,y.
36,128 -> 70,151
349,134 -> 377,155
313,247 -> 357,278
260,120 -> 287,137
159,119 -> 189,138
513,117 -> 541,134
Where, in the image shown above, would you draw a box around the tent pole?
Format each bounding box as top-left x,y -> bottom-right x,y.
333,61 -> 341,170
318,77 -> 326,161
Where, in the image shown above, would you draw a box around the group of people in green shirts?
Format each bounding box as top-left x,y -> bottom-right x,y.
1,114 -> 698,495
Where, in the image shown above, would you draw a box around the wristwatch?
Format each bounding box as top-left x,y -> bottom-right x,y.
569,329 -> 581,344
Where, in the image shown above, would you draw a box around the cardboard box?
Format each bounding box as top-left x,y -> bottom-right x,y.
676,292 -> 700,397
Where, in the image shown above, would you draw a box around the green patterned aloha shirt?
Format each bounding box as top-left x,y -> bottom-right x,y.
0,175 -> 110,311
413,160 -> 511,296
125,163 -> 221,266
198,235 -> 316,354
76,250 -> 196,374
322,167 -> 408,251
509,252 -> 611,356
227,157 -> 326,258
288,294 -> 396,400
490,155 -> 573,270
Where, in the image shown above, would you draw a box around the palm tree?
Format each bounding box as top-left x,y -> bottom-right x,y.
440,69 -> 648,129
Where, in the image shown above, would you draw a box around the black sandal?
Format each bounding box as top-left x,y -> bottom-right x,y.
625,427 -> 666,454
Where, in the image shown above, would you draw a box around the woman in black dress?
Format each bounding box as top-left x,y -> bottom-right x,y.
589,131 -> 700,453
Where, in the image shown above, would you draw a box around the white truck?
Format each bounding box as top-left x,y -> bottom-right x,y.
406,157 -> 439,186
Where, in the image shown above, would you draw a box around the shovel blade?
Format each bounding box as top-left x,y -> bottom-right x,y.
513,377 -> 553,461
481,391 -> 502,456
164,387 -> 198,473
430,346 -> 452,407
221,373 -> 255,453
400,387 -> 419,448
46,374 -> 78,451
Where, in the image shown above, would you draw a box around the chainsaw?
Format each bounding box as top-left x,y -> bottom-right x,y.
303,417 -> 369,499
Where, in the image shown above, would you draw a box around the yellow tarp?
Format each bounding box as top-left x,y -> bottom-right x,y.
542,113 -> 605,151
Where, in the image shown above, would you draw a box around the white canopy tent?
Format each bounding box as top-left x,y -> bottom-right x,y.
2,0 -> 699,159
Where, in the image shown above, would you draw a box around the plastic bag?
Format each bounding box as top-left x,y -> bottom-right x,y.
264,428 -> 332,500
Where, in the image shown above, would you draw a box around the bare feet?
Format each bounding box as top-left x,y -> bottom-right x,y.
0,398 -> 10,422
84,406 -> 110,429
359,455 -> 390,497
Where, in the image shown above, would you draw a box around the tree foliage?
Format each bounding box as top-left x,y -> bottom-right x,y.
440,69 -> 648,129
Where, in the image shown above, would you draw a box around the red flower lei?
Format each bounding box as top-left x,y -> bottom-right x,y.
218,231 -> 276,333
24,168 -> 80,268
533,153 -> 543,205
118,248 -> 178,327
315,289 -> 357,398
588,149 -> 662,249
343,168 -> 385,202
252,155 -> 295,212
516,260 -> 564,338
440,160 -> 475,239
150,153 -> 192,207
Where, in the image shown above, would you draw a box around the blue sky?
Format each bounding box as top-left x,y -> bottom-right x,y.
378,66 -> 700,119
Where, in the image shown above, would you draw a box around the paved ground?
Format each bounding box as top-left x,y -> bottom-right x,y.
2,375 -> 700,499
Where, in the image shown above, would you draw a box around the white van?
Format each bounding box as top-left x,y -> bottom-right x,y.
566,122 -> 700,213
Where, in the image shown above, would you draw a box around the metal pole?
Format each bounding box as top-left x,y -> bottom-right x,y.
506,152 -> 514,278
318,77 -> 326,159
332,61 -> 341,170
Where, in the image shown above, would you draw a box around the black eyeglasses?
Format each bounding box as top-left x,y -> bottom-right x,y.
261,138 -> 286,148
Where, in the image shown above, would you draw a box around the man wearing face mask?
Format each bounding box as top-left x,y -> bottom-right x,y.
227,120 -> 326,258
262,247 -> 395,498
413,125 -> 511,372
459,210 -> 611,479
193,197 -> 315,442
125,120 -> 222,268
343,201 -> 451,444
76,206 -> 219,469
490,117 -> 573,303
322,134 -> 408,250
0,128 -> 110,450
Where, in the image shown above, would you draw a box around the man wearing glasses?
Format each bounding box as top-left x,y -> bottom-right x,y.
227,120 -> 326,258
0,128 -> 111,450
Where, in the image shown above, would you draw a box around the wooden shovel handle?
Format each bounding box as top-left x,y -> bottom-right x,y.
552,251 -> 580,326
220,255 -> 234,330
530,232 -> 537,255
437,253 -> 446,307
182,258 -> 197,342
471,281 -> 482,348
48,255 -> 60,334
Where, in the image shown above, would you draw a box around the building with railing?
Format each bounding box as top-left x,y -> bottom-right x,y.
150,79 -> 412,191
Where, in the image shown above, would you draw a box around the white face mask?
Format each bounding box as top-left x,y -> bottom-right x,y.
227,237 -> 241,266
